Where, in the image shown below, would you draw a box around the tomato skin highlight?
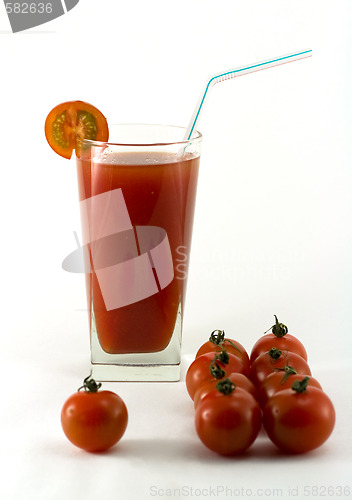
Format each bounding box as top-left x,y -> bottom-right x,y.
257,372 -> 322,408
45,101 -> 109,159
250,333 -> 308,364
61,390 -> 128,452
195,387 -> 262,456
263,386 -> 335,453
193,372 -> 258,409
196,339 -> 250,376
186,352 -> 247,400
249,350 -> 311,388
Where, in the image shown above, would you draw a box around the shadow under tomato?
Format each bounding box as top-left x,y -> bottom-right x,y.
71,434 -> 332,461
105,437 -> 277,462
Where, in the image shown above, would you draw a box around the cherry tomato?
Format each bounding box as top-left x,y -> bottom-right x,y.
61,377 -> 128,452
257,371 -> 322,408
193,372 -> 258,409
196,330 -> 250,376
263,377 -> 335,453
186,351 -> 246,400
249,348 -> 311,388
195,379 -> 262,456
45,101 -> 109,159
250,315 -> 308,364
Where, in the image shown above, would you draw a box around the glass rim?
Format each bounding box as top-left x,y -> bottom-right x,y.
81,123 -> 202,148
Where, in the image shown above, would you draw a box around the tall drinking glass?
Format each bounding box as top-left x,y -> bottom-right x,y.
75,124 -> 202,381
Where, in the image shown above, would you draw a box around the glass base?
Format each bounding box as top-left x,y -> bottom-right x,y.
91,362 -> 181,382
89,302 -> 183,381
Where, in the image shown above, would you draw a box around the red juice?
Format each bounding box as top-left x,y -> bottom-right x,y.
76,152 -> 199,354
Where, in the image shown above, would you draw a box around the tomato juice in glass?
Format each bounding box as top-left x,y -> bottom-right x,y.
75,125 -> 202,381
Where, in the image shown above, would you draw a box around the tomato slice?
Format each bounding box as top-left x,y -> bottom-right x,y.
45,101 -> 109,159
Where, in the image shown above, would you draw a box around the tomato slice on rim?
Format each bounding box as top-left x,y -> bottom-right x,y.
45,101 -> 109,159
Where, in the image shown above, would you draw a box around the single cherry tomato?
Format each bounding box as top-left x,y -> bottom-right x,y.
193,372 -> 258,409
195,379 -> 262,456
263,377 -> 335,453
45,101 -> 109,159
196,329 -> 250,376
186,351 -> 246,400
250,315 -> 308,364
257,371 -> 322,407
249,347 -> 311,388
61,377 -> 128,452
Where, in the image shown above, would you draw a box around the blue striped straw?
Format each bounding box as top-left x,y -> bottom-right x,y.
184,49 -> 312,141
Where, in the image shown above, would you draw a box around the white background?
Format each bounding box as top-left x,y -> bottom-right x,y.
1,1 -> 351,499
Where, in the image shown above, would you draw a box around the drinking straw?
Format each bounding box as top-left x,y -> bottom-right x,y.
184,49 -> 312,141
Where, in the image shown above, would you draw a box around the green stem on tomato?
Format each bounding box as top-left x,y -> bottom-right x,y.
78,375 -> 102,393
279,365 -> 298,384
209,348 -> 230,379
216,378 -> 236,395
273,352 -> 297,381
291,376 -> 310,393
209,329 -> 242,354
209,361 -> 226,379
209,329 -> 225,346
272,315 -> 288,337
268,347 -> 282,360
264,315 -> 288,337
215,350 -> 230,365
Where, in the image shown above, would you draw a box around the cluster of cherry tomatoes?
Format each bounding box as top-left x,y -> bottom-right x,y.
186,315 -> 336,456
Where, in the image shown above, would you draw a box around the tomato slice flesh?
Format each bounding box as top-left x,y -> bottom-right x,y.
76,110 -> 98,141
45,101 -> 109,159
52,110 -> 74,151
